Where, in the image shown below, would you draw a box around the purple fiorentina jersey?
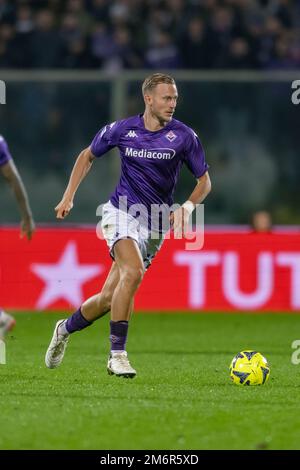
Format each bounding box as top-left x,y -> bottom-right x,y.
0,135 -> 12,167
91,114 -> 208,230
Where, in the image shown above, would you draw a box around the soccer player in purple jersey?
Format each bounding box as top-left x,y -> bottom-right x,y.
45,73 -> 211,377
0,135 -> 35,339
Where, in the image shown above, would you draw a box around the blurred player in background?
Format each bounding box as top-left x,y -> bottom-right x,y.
251,210 -> 273,233
45,73 -> 211,377
0,135 -> 35,339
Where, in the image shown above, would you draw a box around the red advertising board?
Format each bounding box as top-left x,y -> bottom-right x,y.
0,226 -> 299,312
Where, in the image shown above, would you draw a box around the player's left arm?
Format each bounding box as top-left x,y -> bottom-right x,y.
0,159 -> 35,240
171,171 -> 211,236
186,171 -> 212,206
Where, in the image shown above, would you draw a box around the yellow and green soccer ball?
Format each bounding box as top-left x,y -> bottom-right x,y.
229,350 -> 270,386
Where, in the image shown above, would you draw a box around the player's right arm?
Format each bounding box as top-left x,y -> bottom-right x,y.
55,147 -> 95,219
56,121 -> 119,219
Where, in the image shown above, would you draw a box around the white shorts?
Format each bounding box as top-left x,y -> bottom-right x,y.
101,200 -> 165,270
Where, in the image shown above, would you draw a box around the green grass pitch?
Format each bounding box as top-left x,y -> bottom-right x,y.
1,311 -> 300,450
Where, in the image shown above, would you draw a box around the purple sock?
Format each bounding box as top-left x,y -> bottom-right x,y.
65,308 -> 92,334
110,321 -> 128,352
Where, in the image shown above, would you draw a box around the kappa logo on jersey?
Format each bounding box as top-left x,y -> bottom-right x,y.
126,130 -> 138,138
165,131 -> 177,142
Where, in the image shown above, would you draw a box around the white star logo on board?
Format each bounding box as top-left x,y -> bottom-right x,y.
31,241 -> 103,309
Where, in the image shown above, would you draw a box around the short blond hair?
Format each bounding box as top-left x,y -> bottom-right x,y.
142,73 -> 176,95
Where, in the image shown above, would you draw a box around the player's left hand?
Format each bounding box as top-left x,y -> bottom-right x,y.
20,215 -> 35,240
170,206 -> 190,238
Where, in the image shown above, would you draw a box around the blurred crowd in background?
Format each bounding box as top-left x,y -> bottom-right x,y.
0,0 -> 300,70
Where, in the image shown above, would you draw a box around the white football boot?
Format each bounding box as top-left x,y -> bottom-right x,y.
45,320 -> 69,369
0,310 -> 16,340
107,351 -> 137,378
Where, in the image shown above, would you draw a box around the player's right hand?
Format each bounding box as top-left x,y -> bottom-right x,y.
55,199 -> 73,219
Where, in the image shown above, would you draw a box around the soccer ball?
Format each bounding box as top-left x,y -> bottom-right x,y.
229,350 -> 270,386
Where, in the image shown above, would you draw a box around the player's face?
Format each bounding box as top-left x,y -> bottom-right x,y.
146,83 -> 178,123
